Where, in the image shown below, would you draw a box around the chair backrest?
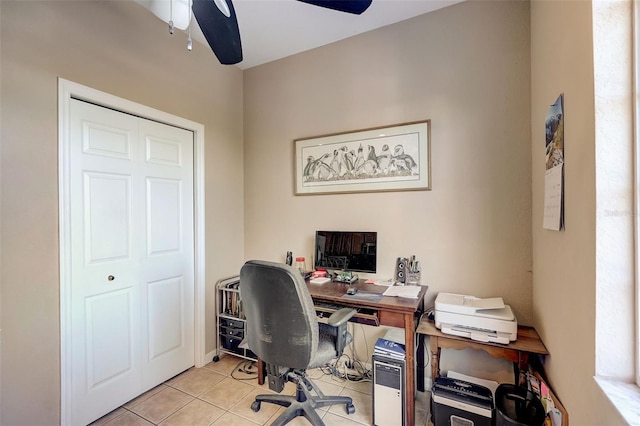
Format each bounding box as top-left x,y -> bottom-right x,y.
239,260 -> 319,369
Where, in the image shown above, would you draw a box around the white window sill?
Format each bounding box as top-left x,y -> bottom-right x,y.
595,376 -> 640,425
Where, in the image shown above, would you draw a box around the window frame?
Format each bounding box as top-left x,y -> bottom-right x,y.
635,0 -> 640,389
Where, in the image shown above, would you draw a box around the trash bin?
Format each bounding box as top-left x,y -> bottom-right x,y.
495,384 -> 546,426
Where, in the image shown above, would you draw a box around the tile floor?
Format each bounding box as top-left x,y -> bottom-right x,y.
90,354 -> 433,426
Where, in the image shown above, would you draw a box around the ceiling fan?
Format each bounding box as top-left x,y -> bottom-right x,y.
138,0 -> 372,65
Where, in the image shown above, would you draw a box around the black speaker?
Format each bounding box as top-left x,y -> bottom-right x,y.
395,257 -> 407,283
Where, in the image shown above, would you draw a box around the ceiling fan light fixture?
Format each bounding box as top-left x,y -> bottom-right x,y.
168,0 -> 175,33
187,0 -> 193,50
137,0 -> 191,30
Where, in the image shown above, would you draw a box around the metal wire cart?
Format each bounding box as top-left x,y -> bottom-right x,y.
213,276 -> 257,362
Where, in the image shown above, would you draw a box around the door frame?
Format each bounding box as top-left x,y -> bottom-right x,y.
58,78 -> 206,424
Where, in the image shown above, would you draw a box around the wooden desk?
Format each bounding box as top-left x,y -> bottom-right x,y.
258,280 -> 427,426
312,280 -> 427,426
416,319 -> 549,383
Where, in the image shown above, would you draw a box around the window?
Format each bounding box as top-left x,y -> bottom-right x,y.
593,1 -> 640,422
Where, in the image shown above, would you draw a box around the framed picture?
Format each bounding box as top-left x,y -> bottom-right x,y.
294,120 -> 431,195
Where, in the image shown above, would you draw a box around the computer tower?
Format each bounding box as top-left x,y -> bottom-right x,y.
372,354 -> 405,426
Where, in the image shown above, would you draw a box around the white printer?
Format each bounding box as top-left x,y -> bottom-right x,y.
434,293 -> 517,344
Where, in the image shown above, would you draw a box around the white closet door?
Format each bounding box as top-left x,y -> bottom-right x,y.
68,99 -> 194,425
138,117 -> 194,389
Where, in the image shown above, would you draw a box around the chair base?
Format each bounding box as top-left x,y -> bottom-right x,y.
251,370 -> 355,426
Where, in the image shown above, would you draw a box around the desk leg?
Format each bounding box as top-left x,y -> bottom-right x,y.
417,333 -> 425,392
429,336 -> 440,381
404,313 -> 416,426
516,352 -> 529,386
257,358 -> 265,386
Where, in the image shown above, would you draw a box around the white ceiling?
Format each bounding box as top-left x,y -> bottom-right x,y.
137,0 -> 465,69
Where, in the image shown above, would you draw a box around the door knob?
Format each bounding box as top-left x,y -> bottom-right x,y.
108,275 -> 115,281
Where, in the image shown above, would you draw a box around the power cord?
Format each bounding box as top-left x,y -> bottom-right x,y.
423,306 -> 435,321
321,341 -> 372,383
231,359 -> 258,380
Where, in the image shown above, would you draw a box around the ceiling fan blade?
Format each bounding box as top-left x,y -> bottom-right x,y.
297,0 -> 372,15
192,0 -> 243,65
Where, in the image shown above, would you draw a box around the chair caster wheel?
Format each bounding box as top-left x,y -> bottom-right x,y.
346,403 -> 355,415
212,355 -> 220,362
251,401 -> 261,412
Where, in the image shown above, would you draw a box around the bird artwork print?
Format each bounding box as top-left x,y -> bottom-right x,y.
301,137 -> 420,184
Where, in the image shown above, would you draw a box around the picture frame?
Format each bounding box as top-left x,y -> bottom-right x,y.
294,120 -> 431,195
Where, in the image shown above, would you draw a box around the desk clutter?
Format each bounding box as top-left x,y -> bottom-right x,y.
431,372 -> 562,426
215,277 -> 256,362
417,300 -> 568,426
374,335 -> 406,360
382,285 -> 421,299
395,255 -> 422,285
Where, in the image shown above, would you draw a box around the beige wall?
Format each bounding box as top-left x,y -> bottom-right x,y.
531,0 -> 627,424
0,1 -> 245,424
244,0 -> 531,383
244,0 -> 634,422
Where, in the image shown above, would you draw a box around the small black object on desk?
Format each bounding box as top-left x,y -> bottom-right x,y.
346,287 -> 358,295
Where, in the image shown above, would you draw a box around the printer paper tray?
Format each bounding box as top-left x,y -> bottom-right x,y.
441,323 -> 511,345
435,308 -> 517,342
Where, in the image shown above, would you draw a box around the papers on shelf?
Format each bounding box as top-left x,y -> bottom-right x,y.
382,285 -> 421,299
527,372 -> 564,426
374,337 -> 406,360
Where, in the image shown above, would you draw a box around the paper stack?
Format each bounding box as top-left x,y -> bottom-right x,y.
382,285 -> 421,299
374,337 -> 406,360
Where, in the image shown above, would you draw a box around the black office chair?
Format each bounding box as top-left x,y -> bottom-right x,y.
239,260 -> 357,426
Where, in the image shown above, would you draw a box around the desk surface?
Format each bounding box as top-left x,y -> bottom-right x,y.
416,319 -> 549,355
307,280 -> 427,313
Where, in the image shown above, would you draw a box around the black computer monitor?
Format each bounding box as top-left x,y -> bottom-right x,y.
314,231 -> 377,273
